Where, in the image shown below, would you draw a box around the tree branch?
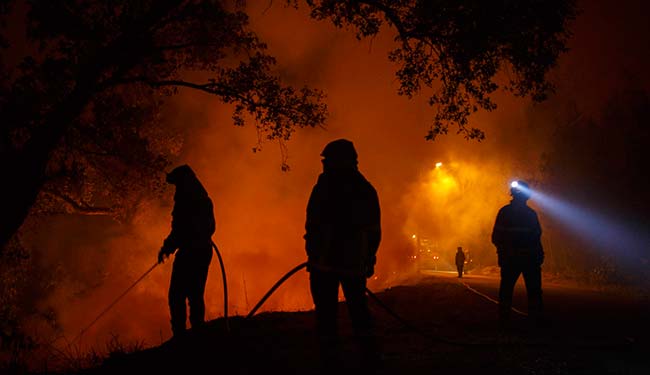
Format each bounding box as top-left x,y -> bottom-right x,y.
356,0 -> 410,42
156,42 -> 198,51
356,0 -> 446,55
111,76 -> 227,96
42,188 -> 114,216
110,76 -> 265,110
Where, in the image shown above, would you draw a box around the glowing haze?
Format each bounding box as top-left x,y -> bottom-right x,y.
26,0 -> 650,354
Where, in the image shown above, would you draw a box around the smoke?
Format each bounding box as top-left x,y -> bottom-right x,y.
15,0 -> 650,360
400,160 -> 515,270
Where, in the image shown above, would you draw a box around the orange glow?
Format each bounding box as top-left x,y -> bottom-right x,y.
428,167 -> 459,196
25,0 -> 630,356
402,160 -> 516,271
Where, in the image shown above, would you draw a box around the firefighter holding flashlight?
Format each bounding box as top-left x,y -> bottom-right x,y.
491,180 -> 544,327
305,139 -> 381,372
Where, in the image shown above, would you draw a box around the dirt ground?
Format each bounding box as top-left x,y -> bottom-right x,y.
70,273 -> 649,375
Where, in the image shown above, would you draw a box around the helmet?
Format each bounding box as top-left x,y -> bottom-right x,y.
166,164 -> 195,185
321,139 -> 358,165
510,180 -> 531,200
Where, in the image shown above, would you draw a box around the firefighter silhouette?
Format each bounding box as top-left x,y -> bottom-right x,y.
491,181 -> 544,326
304,139 -> 382,371
158,165 -> 215,337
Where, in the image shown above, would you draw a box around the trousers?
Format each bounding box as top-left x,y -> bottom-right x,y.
309,269 -> 379,370
168,247 -> 211,336
498,257 -> 543,321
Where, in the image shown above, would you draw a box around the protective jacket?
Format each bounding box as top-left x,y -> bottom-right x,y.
491,200 -> 543,264
162,172 -> 215,258
305,168 -> 381,276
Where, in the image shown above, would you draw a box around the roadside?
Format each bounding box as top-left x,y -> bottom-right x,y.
74,273 -> 650,375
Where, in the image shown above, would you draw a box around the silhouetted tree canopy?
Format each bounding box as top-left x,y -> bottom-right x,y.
0,0 -> 327,251
301,0 -> 577,140
0,0 -> 577,251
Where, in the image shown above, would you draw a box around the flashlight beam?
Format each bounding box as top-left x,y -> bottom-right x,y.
530,190 -> 647,261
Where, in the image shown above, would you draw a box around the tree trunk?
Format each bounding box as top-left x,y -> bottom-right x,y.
1,81 -> 99,251
0,1 -> 185,252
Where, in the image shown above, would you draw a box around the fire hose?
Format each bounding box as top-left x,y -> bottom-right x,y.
211,241 -> 229,331
246,262 -> 308,319
72,262 -> 159,344
72,240 -> 229,344
71,252 -> 632,350
245,264 -> 637,350
244,262 -> 476,346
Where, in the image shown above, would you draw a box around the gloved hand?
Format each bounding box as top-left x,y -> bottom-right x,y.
365,265 -> 375,278
158,247 -> 171,264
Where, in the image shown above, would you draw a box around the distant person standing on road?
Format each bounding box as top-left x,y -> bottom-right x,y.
491,181 -> 544,327
455,247 -> 466,278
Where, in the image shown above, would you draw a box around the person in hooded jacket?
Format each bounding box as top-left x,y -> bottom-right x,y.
158,164 -> 215,338
304,139 -> 381,370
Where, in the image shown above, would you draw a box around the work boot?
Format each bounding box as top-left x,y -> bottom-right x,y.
498,310 -> 512,332
171,321 -> 187,340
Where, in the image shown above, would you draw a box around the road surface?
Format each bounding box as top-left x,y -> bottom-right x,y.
83,270 -> 650,375
424,270 -> 650,343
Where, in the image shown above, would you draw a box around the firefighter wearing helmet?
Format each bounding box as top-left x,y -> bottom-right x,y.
491,180 -> 544,327
304,139 -> 382,371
